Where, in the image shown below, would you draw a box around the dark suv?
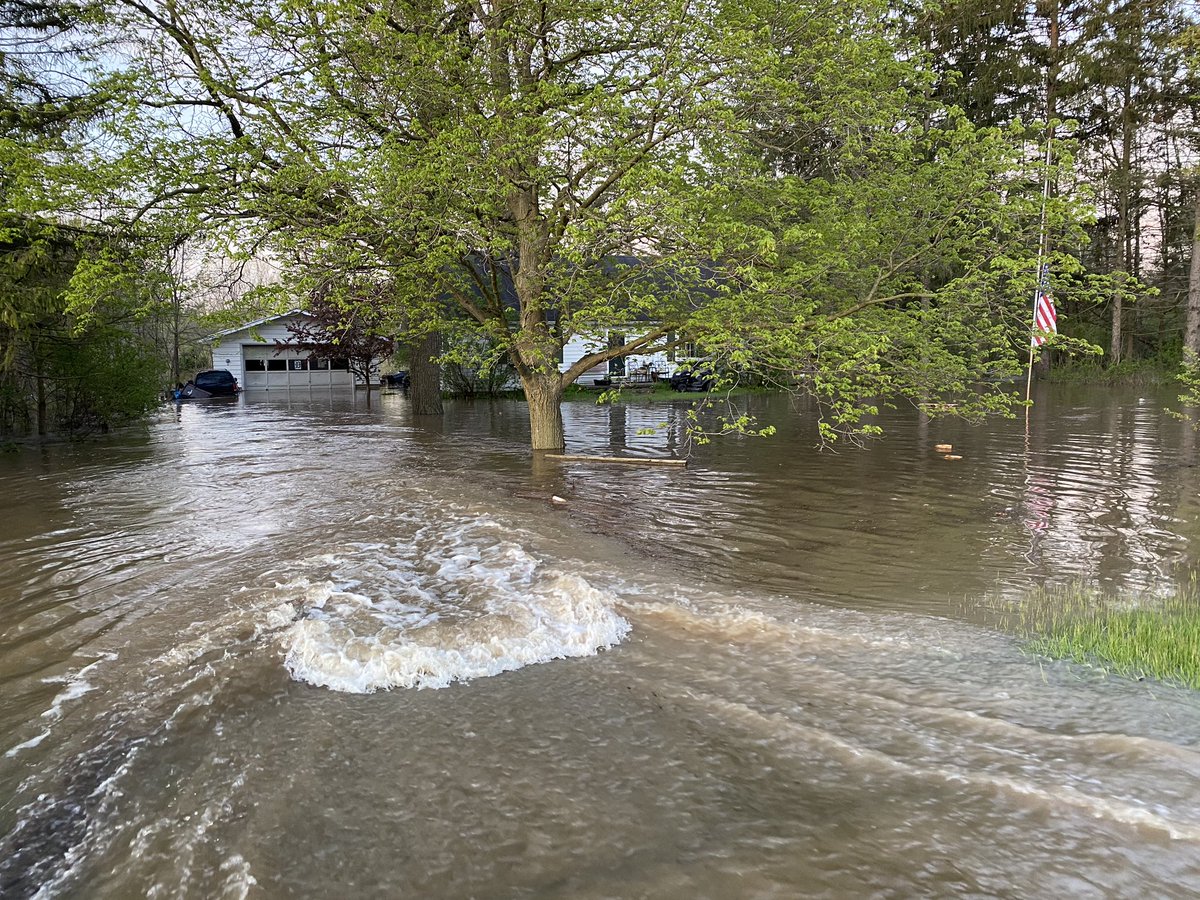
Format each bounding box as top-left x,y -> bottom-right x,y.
187,369 -> 240,397
669,360 -> 716,392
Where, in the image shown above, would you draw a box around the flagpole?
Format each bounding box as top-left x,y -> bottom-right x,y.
1025,128 -> 1055,416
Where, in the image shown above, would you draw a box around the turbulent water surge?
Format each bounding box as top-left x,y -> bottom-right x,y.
277,515 -> 631,692
2,385 -> 1200,897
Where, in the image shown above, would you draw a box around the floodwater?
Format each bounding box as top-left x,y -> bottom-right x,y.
2,384 -> 1200,897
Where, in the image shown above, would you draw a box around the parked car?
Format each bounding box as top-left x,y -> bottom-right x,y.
383,371 -> 410,388
669,360 -> 716,392
175,369 -> 240,400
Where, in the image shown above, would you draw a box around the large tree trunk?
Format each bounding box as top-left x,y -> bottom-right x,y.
506,175 -> 562,450
523,371 -> 565,451
409,331 -> 443,416
1185,191 -> 1200,363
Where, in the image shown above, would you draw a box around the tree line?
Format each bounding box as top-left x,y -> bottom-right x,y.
911,0 -> 1199,372
2,0 -> 1197,447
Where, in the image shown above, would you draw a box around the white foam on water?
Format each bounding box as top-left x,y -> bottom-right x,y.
40,676 -> 97,717
5,730 -> 52,758
4,652 -> 118,759
218,854 -> 258,899
277,518 -> 631,692
154,580 -> 331,669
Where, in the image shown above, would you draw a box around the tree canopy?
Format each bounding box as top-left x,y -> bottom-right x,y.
7,0 -> 1180,446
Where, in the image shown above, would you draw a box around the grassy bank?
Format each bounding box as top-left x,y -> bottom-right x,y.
1043,357 -> 1174,387
1014,583 -> 1200,689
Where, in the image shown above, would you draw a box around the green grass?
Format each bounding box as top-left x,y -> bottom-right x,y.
1012,583 -> 1200,689
1045,358 -> 1172,387
561,383 -> 675,400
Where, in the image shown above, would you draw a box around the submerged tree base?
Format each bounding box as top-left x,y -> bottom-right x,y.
1015,584 -> 1200,690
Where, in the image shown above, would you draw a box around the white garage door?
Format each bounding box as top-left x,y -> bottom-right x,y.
242,345 -> 356,389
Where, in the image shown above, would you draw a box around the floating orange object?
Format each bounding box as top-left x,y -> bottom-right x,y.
942,454 -> 963,461
934,443 -> 953,452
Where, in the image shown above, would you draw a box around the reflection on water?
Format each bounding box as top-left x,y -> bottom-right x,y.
1,383 -> 1199,897
542,384 -> 1200,615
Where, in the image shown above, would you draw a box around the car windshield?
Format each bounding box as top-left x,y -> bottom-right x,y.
195,371 -> 234,387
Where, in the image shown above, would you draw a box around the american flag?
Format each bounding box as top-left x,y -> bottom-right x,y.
1031,264 -> 1056,347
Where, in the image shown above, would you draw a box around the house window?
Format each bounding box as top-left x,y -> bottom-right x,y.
245,359 -> 266,372
309,357 -> 330,370
267,359 -> 287,371
330,358 -> 350,371
608,332 -> 625,376
680,342 -> 700,359
666,331 -> 677,362
289,358 -> 306,371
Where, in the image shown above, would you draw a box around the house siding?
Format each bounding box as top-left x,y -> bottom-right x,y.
209,314 -> 378,388
560,327 -> 685,385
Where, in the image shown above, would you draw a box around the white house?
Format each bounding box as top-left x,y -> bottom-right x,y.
211,312 -> 689,392
559,327 -> 694,386
209,312 -> 379,391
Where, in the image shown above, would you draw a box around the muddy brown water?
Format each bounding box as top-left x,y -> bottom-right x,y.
2,384 -> 1200,897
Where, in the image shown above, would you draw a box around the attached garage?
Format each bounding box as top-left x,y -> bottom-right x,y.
209,312 -> 375,392
241,344 -> 354,389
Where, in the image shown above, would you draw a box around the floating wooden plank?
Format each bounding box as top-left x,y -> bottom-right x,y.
544,453 -> 687,467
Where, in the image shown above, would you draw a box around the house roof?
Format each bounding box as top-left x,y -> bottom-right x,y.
209,309 -> 312,339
